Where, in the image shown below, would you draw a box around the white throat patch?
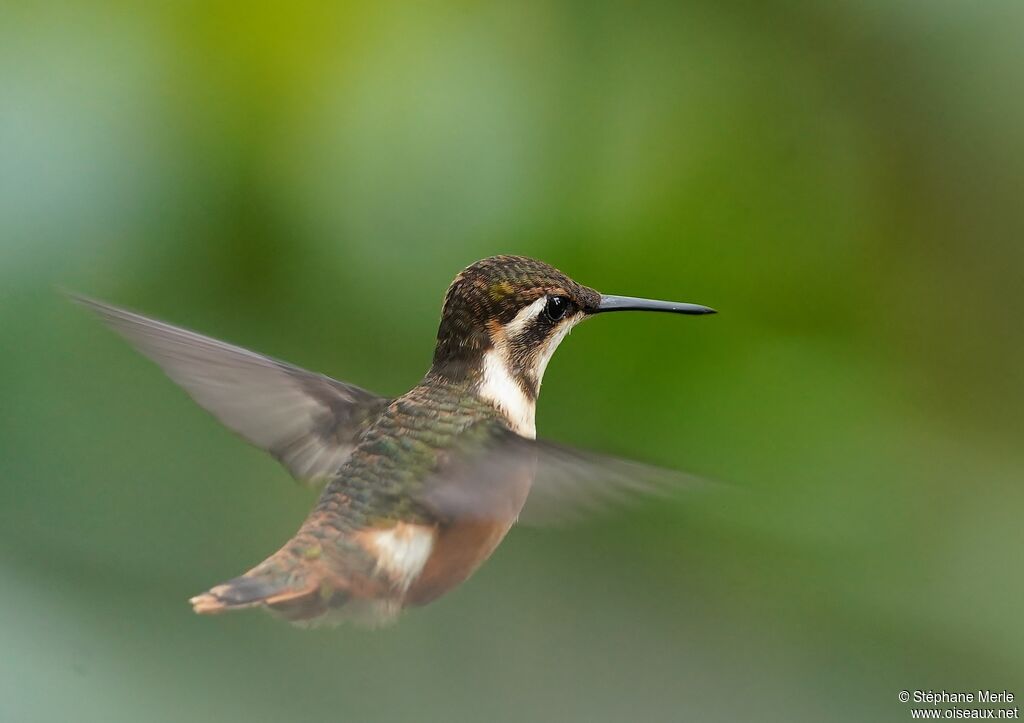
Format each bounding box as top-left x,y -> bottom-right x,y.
479,348 -> 536,438
477,298 -> 583,438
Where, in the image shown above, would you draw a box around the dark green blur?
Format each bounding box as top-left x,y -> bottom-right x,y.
1,2 -> 1022,721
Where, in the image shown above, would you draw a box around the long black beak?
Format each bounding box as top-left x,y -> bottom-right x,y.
595,294 -> 716,315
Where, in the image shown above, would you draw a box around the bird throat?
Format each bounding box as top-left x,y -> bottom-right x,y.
430,303 -> 582,440
477,346 -> 538,438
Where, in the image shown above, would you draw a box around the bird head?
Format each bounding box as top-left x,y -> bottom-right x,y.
430,255 -> 714,419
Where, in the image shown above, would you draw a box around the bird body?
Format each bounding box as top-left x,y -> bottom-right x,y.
75,255 -> 714,627
196,381 -> 529,625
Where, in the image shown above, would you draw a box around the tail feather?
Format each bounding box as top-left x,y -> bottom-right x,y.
188,549 -> 405,626
189,547 -> 337,620
190,574 -> 317,614
189,535 -> 404,627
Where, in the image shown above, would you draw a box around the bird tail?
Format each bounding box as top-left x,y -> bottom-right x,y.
189,543 -> 348,623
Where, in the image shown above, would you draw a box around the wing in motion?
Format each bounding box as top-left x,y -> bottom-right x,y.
420,425 -> 718,526
72,294 -> 390,485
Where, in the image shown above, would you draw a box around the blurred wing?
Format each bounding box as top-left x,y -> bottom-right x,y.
420,427 -> 715,526
521,439 -> 714,525
73,294 -> 390,486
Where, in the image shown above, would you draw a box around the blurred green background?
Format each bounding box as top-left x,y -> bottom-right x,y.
2,1 -> 1022,721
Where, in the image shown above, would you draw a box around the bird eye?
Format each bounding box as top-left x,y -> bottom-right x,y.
544,296 -> 570,322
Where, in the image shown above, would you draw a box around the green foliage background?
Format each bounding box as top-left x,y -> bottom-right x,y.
2,2 -> 1022,721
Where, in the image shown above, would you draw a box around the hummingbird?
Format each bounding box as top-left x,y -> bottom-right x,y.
74,255 -> 715,627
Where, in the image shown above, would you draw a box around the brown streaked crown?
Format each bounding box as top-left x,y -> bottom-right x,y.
430,256 -> 600,376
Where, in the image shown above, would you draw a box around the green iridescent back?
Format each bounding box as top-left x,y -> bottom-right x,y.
313,381 -> 506,527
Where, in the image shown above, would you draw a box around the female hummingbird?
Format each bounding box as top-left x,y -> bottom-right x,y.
75,255 -> 715,626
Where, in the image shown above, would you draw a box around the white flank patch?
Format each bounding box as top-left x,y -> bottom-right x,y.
369,524 -> 435,592
479,348 -> 536,438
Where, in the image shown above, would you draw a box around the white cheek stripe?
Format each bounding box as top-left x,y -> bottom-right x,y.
478,299 -> 586,438
503,297 -> 548,339
534,312 -> 581,383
